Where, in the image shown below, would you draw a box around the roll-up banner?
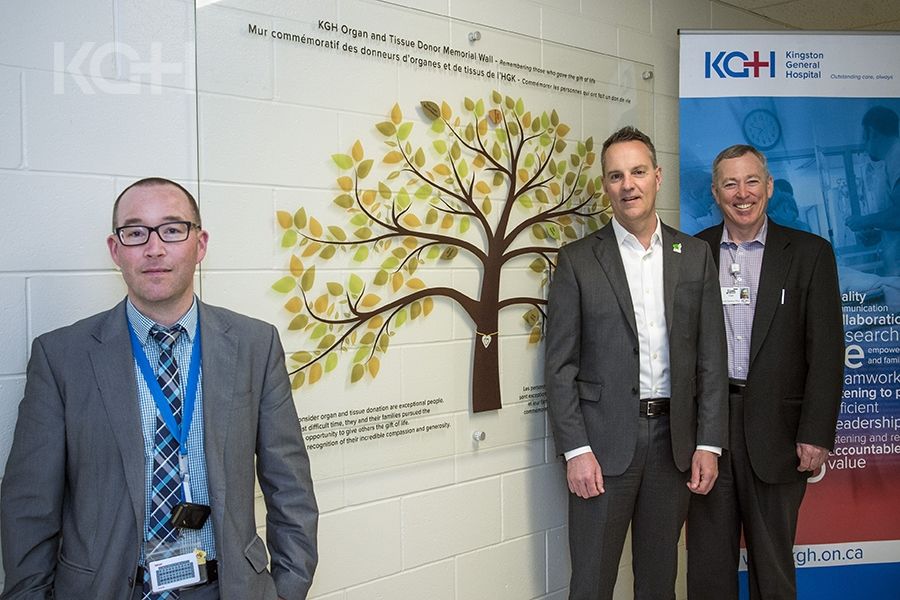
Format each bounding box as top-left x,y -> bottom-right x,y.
679,31 -> 900,599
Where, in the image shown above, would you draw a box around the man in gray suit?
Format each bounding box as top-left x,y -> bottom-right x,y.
546,127 -> 728,599
1,178 -> 318,599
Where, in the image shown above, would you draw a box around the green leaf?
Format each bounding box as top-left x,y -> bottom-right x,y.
459,217 -> 470,234
376,121 -> 396,136
353,246 -> 369,262
515,97 -> 525,116
374,270 -> 389,285
324,353 -> 339,372
319,245 -> 336,259
350,363 -> 365,383
349,273 -> 364,296
310,323 -> 327,340
328,226 -> 347,241
433,140 -> 447,154
415,184 -> 432,200
300,266 -> 316,291
281,229 -> 298,248
272,276 -> 295,293
288,314 -> 308,330
334,194 -> 353,209
397,122 -> 413,141
294,207 -> 307,229
357,159 -> 374,178
332,153 -> 353,169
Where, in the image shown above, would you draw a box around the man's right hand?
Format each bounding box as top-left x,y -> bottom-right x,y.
566,452 -> 605,498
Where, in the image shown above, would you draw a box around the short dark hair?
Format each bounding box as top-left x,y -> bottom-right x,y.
862,106 -> 899,138
112,177 -> 201,231
601,126 -> 657,174
711,144 -> 769,184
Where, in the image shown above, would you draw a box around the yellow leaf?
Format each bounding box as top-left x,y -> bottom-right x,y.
276,211 -> 292,229
528,327 -> 542,344
337,176 -> 353,191
290,255 -> 303,277
391,272 -> 403,292
406,278 -> 425,289
284,297 -> 302,313
518,168 -> 529,183
391,103 -> 402,125
384,151 -> 403,164
351,140 -> 364,161
314,294 -> 328,313
301,242 -> 321,258
403,236 -> 418,249
441,101 -> 451,120
367,356 -> 380,377
309,362 -> 323,384
402,214 -> 422,228
440,214 -> 453,229
361,189 -> 376,205
434,164 -> 451,176
424,297 -> 434,316
361,293 -> 380,308
475,181 -> 491,194
309,218 -> 323,237
368,316 -> 384,329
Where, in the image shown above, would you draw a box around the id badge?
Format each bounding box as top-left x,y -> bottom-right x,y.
148,551 -> 201,593
145,538 -> 208,593
721,286 -> 751,305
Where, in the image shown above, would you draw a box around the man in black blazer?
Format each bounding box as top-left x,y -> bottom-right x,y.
546,127 -> 728,599
687,145 -> 843,600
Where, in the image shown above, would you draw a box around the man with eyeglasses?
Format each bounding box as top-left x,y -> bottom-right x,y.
1,178 -> 318,600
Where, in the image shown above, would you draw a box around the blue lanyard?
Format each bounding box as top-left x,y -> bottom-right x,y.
127,320 -> 202,462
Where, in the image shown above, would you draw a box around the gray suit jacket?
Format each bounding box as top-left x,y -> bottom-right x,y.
546,221 -> 728,475
1,300 -> 318,600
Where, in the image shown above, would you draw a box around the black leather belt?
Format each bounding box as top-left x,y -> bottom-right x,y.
640,398 -> 670,417
133,559 -> 218,588
729,378 -> 747,394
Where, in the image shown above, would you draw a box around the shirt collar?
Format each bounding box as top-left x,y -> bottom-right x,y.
611,214 -> 662,250
720,216 -> 768,247
126,297 -> 198,345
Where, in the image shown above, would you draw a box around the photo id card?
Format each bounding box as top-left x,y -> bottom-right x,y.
721,286 -> 751,305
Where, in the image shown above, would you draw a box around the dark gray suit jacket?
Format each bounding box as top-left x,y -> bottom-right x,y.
546,220 -> 728,475
696,221 -> 843,483
1,300 -> 318,600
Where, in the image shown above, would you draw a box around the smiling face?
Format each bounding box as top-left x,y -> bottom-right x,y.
107,182 -> 208,325
601,140 -> 661,240
712,152 -> 773,243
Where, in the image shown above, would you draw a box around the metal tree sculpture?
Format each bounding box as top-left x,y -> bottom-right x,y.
272,91 -> 609,412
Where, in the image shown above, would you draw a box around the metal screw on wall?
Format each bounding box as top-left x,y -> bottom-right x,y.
472,430 -> 486,442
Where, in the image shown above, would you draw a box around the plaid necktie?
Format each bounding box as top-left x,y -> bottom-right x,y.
143,325 -> 184,600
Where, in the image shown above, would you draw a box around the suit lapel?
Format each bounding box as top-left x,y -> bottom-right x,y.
750,222 -> 792,369
661,224 -> 682,335
90,301 -> 146,536
197,303 -> 238,503
592,223 -> 638,339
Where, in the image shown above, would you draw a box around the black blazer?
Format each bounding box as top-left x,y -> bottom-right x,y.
696,220 -> 844,484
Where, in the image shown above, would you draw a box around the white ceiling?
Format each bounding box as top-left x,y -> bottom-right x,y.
716,0 -> 900,30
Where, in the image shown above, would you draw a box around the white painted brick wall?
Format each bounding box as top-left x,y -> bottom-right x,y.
0,0 -> 781,597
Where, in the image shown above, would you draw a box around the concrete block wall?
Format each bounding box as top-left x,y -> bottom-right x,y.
0,0 -> 780,597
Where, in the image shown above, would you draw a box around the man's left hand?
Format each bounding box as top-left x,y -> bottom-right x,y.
796,442 -> 829,472
687,449 -> 718,495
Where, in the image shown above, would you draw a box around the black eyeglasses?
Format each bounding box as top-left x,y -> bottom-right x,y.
114,221 -> 199,246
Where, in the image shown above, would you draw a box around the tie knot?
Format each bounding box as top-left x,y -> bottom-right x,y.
150,325 -> 183,352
